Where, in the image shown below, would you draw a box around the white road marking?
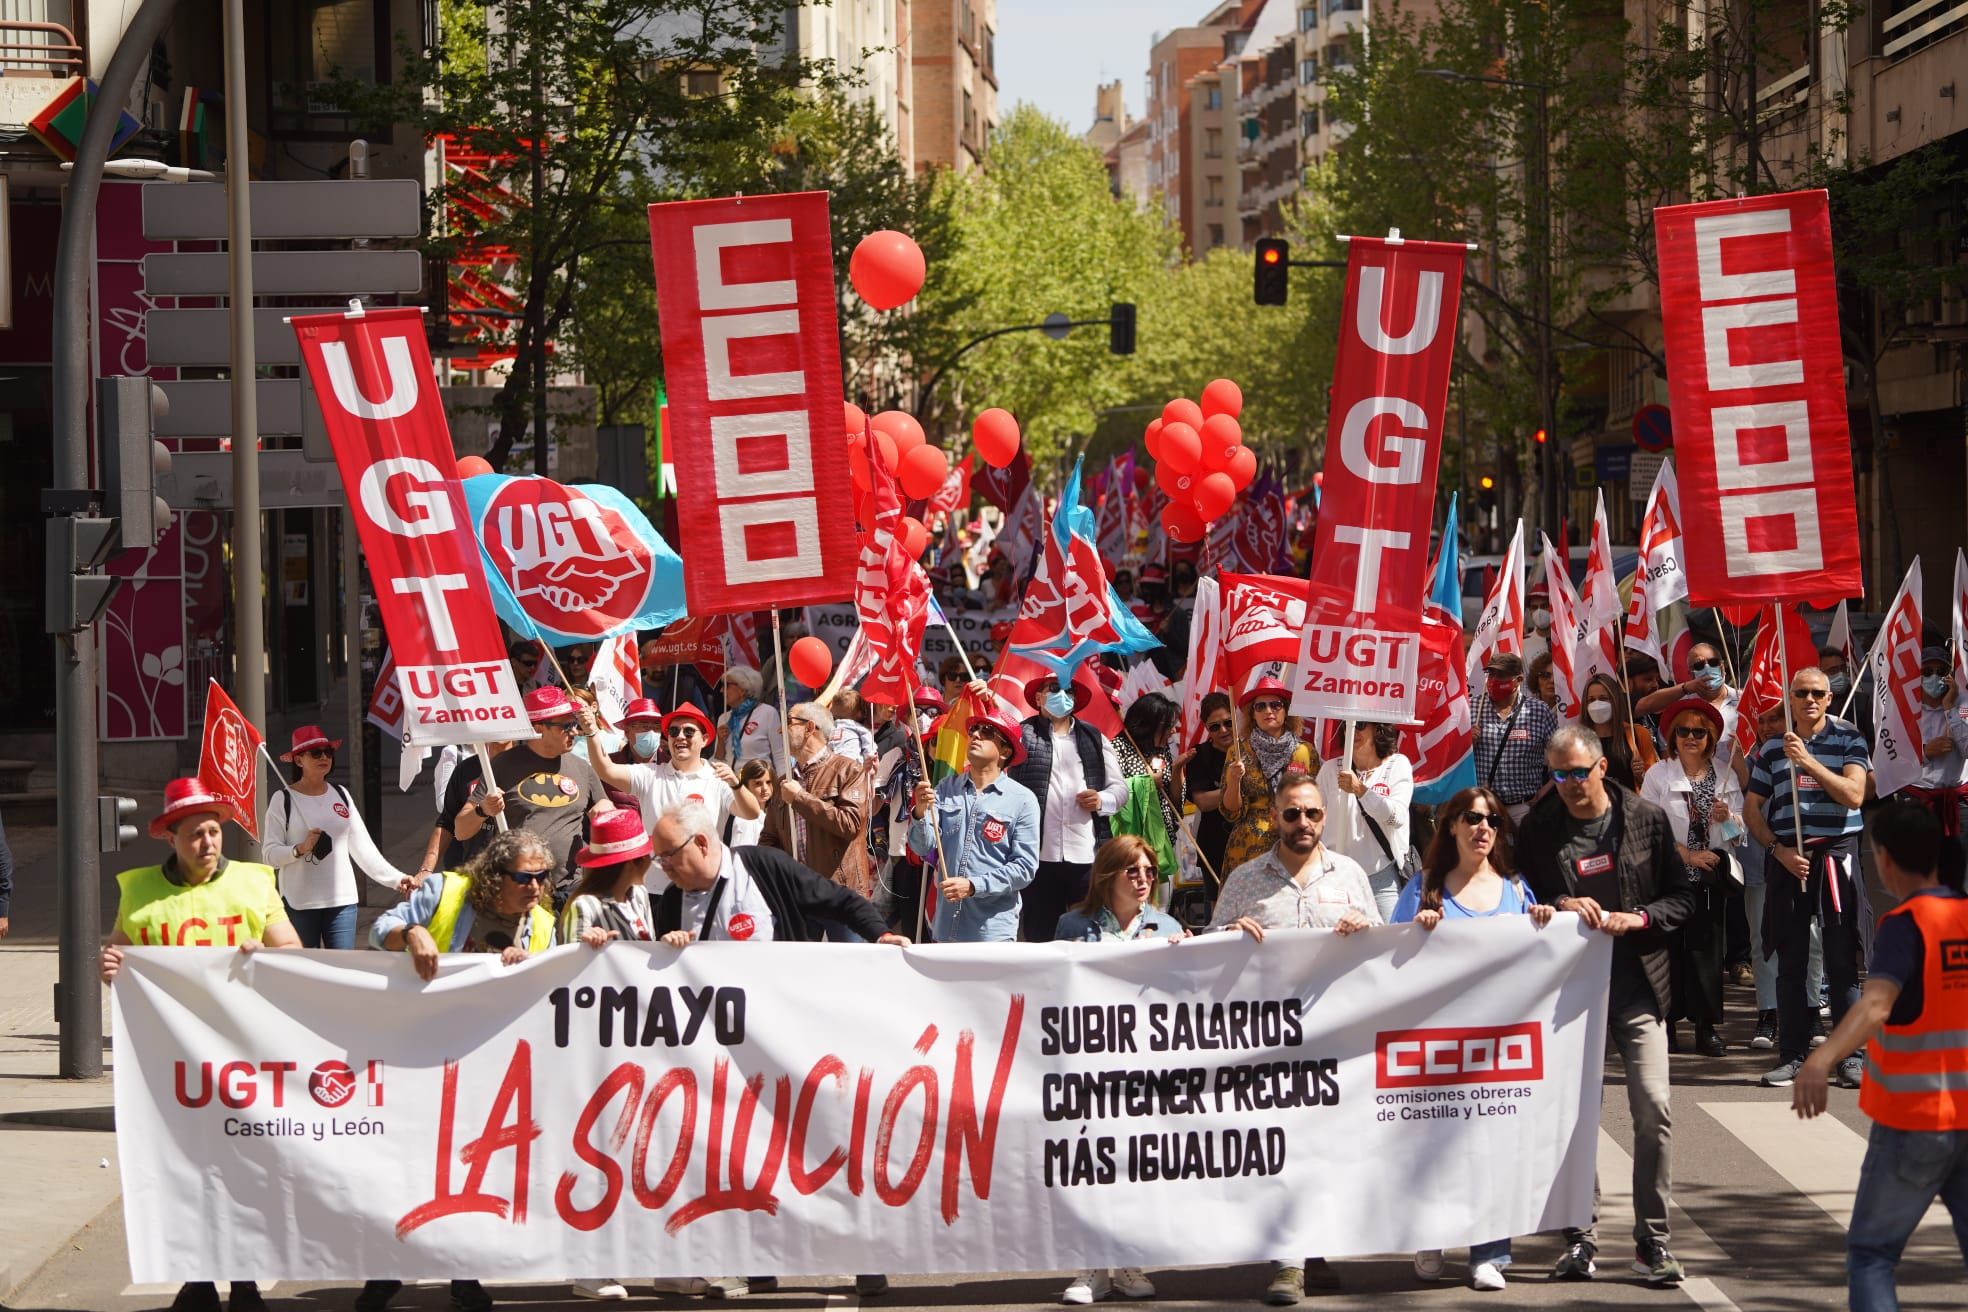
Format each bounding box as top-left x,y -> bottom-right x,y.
1598,1129 -> 1741,1310
1700,1101 -> 1950,1231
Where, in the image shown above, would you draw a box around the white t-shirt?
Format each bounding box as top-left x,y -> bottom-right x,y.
1039,724 -> 1126,865
680,846 -> 776,942
626,761 -> 735,893
717,703 -> 783,766
1314,753 -> 1415,876
262,784 -> 410,911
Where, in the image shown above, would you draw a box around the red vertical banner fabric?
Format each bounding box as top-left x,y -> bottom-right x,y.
646,191 -> 857,614
1653,190 -> 1861,606
291,306 -> 530,745
1291,236 -> 1466,723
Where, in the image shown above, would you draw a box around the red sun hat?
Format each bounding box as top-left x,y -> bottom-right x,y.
278,724 -> 343,761
966,700 -> 1028,767
149,776 -> 239,839
912,685 -> 947,712
1661,695 -> 1727,741
661,702 -> 715,737
525,686 -> 578,723
618,697 -> 664,728
574,808 -> 654,868
1238,675 -> 1292,710
1024,672 -> 1093,716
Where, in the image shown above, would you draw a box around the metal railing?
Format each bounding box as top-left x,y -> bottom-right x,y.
1883,0 -> 1968,59
0,19 -> 83,75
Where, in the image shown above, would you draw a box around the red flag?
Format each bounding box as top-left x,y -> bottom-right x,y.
1734,603 -> 1820,756
1465,521 -> 1525,681
645,191 -> 857,614
1178,578 -> 1228,750
991,647 -> 1121,736
198,680 -> 263,840
854,431 -> 932,706
365,651 -> 404,738
975,447 -> 1030,513
1654,190 -> 1861,606
1220,573 -> 1310,690
1867,560 -> 1926,798
926,454 -> 972,518
1624,461 -> 1687,666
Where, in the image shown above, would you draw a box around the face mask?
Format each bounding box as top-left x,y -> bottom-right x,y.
1586,699 -> 1614,725
1043,690 -> 1076,718
1923,675 -> 1949,699
1530,608 -> 1551,629
1828,672 -> 1851,697
1486,678 -> 1516,703
633,731 -> 659,759
1696,667 -> 1725,691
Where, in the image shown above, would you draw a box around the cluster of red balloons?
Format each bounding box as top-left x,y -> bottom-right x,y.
844,403 -> 940,560
1143,378 -> 1250,543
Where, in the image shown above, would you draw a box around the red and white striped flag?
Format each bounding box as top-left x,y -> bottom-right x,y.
1540,532 -> 1590,720
1465,520 -> 1525,681
1178,578 -> 1227,751
1624,459 -> 1686,666
1579,491 -> 1623,687
854,430 -> 932,706
590,632 -> 642,728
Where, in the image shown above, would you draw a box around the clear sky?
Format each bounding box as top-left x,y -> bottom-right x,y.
993,0 -> 1222,134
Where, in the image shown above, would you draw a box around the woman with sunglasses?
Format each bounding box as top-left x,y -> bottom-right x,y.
370,829 -> 566,974
1175,692 -> 1236,900
1055,835 -> 1188,944
262,725 -> 418,949
1391,787 -> 1552,1291
1221,677 -> 1317,872
1640,697 -> 1744,1057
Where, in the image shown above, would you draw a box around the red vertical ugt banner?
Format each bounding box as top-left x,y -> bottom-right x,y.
1291,236 -> 1466,724
291,306 -> 530,745
647,192 -> 857,614
1654,190 -> 1861,606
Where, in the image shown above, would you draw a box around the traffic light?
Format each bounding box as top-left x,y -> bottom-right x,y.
98,795 -> 139,853
1253,238 -> 1290,305
98,376 -> 173,552
44,515 -> 122,634
1533,427 -> 1548,446
1108,302 -> 1137,355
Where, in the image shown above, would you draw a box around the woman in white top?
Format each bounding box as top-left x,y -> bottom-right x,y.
714,665 -> 783,767
1315,721 -> 1415,920
1639,696 -> 1744,1057
559,809 -> 657,946
262,725 -> 417,949
724,760 -> 772,847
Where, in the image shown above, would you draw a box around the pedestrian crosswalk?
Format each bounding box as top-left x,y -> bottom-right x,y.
1699,1100 -> 1953,1232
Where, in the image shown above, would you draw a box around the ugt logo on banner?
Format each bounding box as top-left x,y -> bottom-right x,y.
197,680 -> 263,839
1292,235 -> 1466,724
646,191 -> 857,614
462,475 -> 686,644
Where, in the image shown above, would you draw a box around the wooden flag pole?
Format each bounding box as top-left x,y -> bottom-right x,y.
770,610 -> 802,867
903,669 -> 952,945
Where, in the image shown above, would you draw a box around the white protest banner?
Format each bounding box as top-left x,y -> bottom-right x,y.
809,602 -> 1016,673
116,924 -> 1608,1282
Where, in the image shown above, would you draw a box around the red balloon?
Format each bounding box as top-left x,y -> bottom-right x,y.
1159,421 -> 1202,473
1162,502 -> 1206,543
788,636 -> 834,689
1155,460 -> 1196,499
972,408 -> 1021,468
898,443 -> 950,499
849,230 -> 927,310
1200,378 -> 1244,420
1201,412 -> 1242,459
900,515 -> 929,559
872,410 -> 926,458
874,430 -> 899,473
1162,398 -> 1204,430
1225,445 -> 1258,490
456,455 -> 495,478
849,444 -> 873,491
844,402 -> 868,436
1133,465 -> 1152,491
1193,471 -> 1237,521
1144,418 -> 1164,461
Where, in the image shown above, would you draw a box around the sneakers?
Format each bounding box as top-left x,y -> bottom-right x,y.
1111,1269 -> 1155,1299
354,1282 -> 402,1312
1811,1015 -> 1830,1048
1760,1057 -> 1805,1087
1750,1010 -> 1777,1050
1300,1259 -> 1338,1292
1551,1241 -> 1597,1281
1836,1056 -> 1866,1089
705,1279 -> 752,1299
1469,1262 -> 1507,1292
1632,1241 -> 1685,1286
1062,1273 -> 1111,1305
170,1284 -> 221,1312
1262,1263 -> 1303,1306
854,1276 -> 891,1298
573,1282 -> 628,1301
1412,1250 -> 1445,1281
649,1280 -> 710,1297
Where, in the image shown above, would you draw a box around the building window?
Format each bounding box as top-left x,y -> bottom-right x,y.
1205,86 -> 1222,110
1204,128 -> 1222,158
1208,223 -> 1226,247
683,69 -> 720,97
1299,57 -> 1318,84
269,0 -> 384,130
1301,108 -> 1320,136
1299,5 -> 1319,31
1205,177 -> 1224,205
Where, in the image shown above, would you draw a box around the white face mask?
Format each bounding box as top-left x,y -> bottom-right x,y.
1530,608 -> 1552,630
1586,699 -> 1614,725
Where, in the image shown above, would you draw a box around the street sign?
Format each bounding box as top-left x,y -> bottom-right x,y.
140,179 -> 422,240
1594,444 -> 1634,483
1632,403 -> 1672,453
142,249 -> 421,297
154,377 -> 331,448
1629,449 -> 1666,500
143,307 -> 346,366
158,450 -> 345,510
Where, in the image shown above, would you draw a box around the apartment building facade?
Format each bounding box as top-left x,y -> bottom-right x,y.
912,0 -> 998,171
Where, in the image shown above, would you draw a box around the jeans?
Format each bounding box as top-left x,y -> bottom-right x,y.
819,917 -> 867,943
1367,864 -> 1403,922
1744,882 -> 1821,1014
284,901 -> 356,949
1566,1003 -> 1672,1250
1469,1239 -> 1511,1268
1846,1124 -> 1968,1311
1020,860 -> 1090,943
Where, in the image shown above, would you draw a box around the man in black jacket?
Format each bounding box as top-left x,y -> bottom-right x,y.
1519,726 -> 1696,1290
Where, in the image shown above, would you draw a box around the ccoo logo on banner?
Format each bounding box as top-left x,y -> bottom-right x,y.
463,475 -> 687,644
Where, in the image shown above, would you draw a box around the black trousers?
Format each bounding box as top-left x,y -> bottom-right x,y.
1020,859 -> 1090,942
1669,877 -> 1730,1028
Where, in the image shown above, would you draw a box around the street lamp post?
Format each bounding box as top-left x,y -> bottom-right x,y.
1420,67 -> 1555,542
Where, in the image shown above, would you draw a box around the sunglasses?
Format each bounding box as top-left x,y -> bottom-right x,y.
1206,719 -> 1234,734
1461,810 -> 1501,830
1126,861 -> 1157,876
1673,725 -> 1711,739
666,724 -> 702,738
941,674 -> 963,684
1690,658 -> 1720,673
1550,765 -> 1597,784
1278,806 -> 1324,824
1791,688 -> 1831,700
298,747 -> 333,759
503,866 -> 551,885
540,720 -> 578,733
1250,699 -> 1286,713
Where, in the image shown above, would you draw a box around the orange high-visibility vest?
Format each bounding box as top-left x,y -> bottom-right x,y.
1859,892 -> 1968,1132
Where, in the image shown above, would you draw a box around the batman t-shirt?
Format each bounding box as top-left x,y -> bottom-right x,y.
491,744 -> 599,899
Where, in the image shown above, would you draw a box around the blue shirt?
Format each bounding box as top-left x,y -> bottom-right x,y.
1055,905 -> 1187,942
368,874 -> 552,953
1390,871 -> 1538,923
1868,886 -> 1966,1028
908,770 -> 1040,943
1747,720 -> 1870,842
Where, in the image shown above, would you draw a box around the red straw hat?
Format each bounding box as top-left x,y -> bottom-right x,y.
1661,695 -> 1726,741
278,724 -> 343,761
966,700 -> 1028,767
661,702 -> 715,737
525,686 -> 578,722
1238,675 -> 1292,710
619,697 -> 664,727
149,777 -> 238,839
574,808 -> 654,868
1024,671 -> 1092,716
913,685 -> 947,712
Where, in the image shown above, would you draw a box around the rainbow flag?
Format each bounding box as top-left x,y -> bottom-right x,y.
925,688 -> 977,782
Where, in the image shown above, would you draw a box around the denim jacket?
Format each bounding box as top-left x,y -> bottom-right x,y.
907,770 -> 1040,942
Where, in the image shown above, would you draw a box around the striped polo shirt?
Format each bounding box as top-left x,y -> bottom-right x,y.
1747,719 -> 1870,842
